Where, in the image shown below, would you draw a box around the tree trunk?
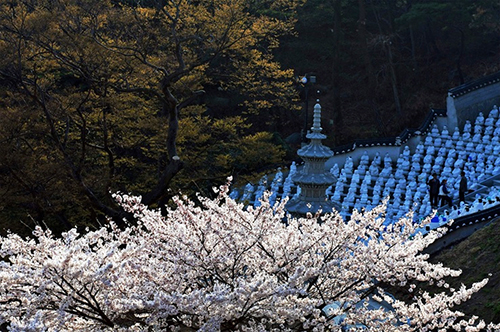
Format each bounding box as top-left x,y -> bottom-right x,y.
331,0 -> 343,144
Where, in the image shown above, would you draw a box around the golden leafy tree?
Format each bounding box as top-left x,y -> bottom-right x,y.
0,0 -> 300,231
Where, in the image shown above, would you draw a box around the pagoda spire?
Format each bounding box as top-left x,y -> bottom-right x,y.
286,101 -> 339,215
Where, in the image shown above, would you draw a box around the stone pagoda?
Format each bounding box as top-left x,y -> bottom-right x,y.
286,100 -> 340,215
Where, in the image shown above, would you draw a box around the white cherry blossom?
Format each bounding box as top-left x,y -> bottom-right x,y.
0,182 -> 499,331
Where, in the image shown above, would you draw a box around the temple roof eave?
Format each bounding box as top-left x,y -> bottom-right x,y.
297,144 -> 334,159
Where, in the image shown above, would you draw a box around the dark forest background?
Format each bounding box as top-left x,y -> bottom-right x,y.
0,0 -> 499,234
275,0 -> 500,146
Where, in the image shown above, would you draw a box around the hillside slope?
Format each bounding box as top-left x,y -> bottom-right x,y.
431,218 -> 500,323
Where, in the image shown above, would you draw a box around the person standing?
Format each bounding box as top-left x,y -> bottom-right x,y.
439,179 -> 453,208
428,173 -> 440,208
459,171 -> 468,202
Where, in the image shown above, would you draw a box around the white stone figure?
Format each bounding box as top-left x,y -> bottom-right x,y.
484,125 -> 494,136
360,182 -> 369,195
411,153 -> 422,164
422,162 -> 432,174
344,156 -> 354,174
415,142 -> 425,155
386,175 -> 396,189
402,145 -> 411,158
253,176 -> 268,207
354,198 -> 362,211
444,139 -> 454,149
229,189 -> 240,200
470,198 -> 485,213
434,154 -> 444,166
360,191 -> 368,204
434,137 -> 442,147
332,190 -> 342,202
424,136 -> 433,147
463,120 -> 472,133
345,190 -> 355,204
437,146 -> 447,157
397,178 -> 407,190
430,124 -> 440,138
289,161 -> 297,175
394,168 -> 405,180
384,153 -> 392,167
447,147 -> 457,159
485,116 -> 495,127
462,131 -> 471,141
362,172 -> 372,187
418,203 -> 428,216
442,165 -> 452,178
330,163 -> 340,178
334,181 -> 344,194
489,105 -> 499,119
426,145 -> 435,156
423,154 -> 433,165
339,169 -> 347,182
441,125 -> 450,140
372,152 -> 382,167
241,183 -> 255,202
473,124 -> 483,135
475,112 -> 485,126
475,161 -> 485,174
351,169 -> 360,184
360,151 -> 370,166
413,190 -> 422,202
407,179 -> 417,191
411,162 -> 422,174
472,132 -> 482,143
401,159 -> 410,172
396,155 -> 405,168
444,156 -> 455,168
272,168 -> 283,187
373,182 -> 382,195
451,127 -> 461,141
465,141 -> 475,153
357,164 -> 367,176
369,163 -> 379,177
431,164 -> 442,174
453,159 -> 465,170
379,165 -> 392,179
485,163 -> 494,177
407,169 -> 417,181
477,152 -> 485,164
349,180 -> 358,192
282,176 -> 293,198
393,187 -> 403,201
372,193 -> 381,206
455,139 -> 465,151
382,186 -> 391,199
487,154 -> 496,165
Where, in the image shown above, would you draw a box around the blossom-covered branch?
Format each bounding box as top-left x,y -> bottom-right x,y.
1,182 -> 499,331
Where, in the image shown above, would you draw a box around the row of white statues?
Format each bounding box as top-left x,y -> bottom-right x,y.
233,106 -> 500,225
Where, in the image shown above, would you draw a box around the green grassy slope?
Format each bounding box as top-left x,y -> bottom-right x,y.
431,218 -> 500,323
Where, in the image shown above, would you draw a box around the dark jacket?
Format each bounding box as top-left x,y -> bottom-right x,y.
459,176 -> 468,193
428,178 -> 440,194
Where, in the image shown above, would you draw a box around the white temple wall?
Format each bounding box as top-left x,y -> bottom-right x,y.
447,80 -> 500,130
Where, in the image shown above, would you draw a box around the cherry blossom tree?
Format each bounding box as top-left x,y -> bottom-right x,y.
0,181 -> 499,331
